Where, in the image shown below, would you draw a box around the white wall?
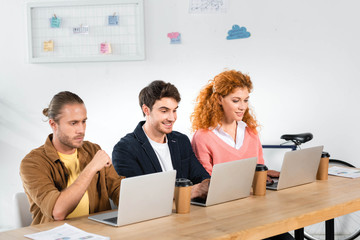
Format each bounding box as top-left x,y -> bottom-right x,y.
1,0 -> 360,230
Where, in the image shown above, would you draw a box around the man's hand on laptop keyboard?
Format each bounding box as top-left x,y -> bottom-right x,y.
267,170 -> 280,178
267,170 -> 279,186
191,178 -> 210,199
266,177 -> 274,186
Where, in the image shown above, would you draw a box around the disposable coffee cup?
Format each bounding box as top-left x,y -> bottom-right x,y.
174,178 -> 193,214
252,164 -> 268,196
317,152 -> 330,180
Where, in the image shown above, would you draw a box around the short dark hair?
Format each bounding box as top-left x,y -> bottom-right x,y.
43,91 -> 84,122
138,80 -> 181,116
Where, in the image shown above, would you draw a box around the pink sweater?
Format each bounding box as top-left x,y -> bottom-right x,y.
191,128 -> 265,175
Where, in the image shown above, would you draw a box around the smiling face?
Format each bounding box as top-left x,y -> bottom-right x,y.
50,103 -> 87,154
219,87 -> 249,124
142,97 -> 178,143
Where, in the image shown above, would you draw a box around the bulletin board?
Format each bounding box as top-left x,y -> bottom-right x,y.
26,0 -> 145,63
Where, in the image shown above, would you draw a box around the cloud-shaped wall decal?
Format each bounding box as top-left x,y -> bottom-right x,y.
226,25 -> 251,40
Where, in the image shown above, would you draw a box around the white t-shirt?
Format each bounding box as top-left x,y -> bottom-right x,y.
143,128 -> 174,172
212,121 -> 247,149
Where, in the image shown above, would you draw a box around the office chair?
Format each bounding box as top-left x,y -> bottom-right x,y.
14,192 -> 32,227
109,198 -> 118,210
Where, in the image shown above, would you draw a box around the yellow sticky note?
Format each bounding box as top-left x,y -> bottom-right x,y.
44,40 -> 54,52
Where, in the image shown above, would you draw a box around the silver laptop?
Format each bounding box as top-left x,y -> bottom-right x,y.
88,170 -> 176,227
267,146 -> 323,191
191,157 -> 257,207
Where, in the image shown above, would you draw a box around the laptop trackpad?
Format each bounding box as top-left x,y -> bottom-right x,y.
104,216 -> 118,224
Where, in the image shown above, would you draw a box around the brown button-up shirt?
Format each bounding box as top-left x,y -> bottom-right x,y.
20,134 -> 124,225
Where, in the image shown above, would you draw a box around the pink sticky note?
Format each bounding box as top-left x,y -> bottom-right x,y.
167,32 -> 179,39
100,43 -> 112,54
167,32 -> 181,44
100,43 -> 108,53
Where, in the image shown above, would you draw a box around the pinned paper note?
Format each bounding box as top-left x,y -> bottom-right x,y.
73,25 -> 89,34
50,15 -> 61,28
108,13 -> 119,26
24,224 -> 109,240
43,40 -> 54,52
100,42 -> 112,54
226,25 -> 251,40
189,0 -> 228,14
167,32 -> 181,44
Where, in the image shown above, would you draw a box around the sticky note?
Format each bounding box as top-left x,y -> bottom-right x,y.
108,15 -> 119,25
100,42 -> 112,54
73,25 -> 89,34
50,17 -> 61,28
43,40 -> 54,52
167,32 -> 181,44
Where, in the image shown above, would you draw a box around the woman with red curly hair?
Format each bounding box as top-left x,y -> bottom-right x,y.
191,70 -> 278,178
191,70 -> 294,240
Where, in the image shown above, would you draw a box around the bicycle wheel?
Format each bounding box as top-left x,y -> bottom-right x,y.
304,159 -> 360,240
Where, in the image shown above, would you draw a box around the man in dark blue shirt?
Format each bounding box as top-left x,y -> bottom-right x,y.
112,80 -> 210,198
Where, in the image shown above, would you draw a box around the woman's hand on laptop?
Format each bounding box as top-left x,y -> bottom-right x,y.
267,170 -> 280,178
267,170 -> 280,185
191,179 -> 210,199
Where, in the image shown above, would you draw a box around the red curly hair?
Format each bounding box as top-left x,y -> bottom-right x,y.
191,70 -> 259,134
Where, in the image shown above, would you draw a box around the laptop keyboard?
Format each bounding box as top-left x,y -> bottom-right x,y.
267,181 -> 278,188
104,217 -> 118,224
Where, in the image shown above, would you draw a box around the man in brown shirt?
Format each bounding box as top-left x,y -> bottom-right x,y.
20,91 -> 124,225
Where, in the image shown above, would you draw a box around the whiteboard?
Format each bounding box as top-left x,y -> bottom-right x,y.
26,0 -> 145,63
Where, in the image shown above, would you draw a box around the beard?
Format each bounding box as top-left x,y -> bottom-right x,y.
56,131 -> 84,149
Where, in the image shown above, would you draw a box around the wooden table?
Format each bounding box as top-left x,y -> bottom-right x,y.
2,176 -> 360,240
